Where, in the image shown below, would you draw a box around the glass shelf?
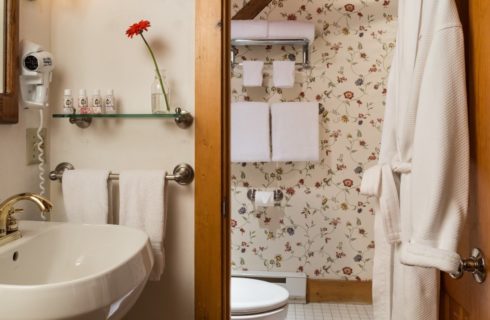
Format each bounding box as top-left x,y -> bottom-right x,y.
52,108 -> 193,129
52,113 -> 179,119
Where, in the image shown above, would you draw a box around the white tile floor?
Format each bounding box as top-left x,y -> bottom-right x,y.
286,303 -> 373,320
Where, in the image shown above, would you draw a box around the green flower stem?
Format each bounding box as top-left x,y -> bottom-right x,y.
140,33 -> 170,111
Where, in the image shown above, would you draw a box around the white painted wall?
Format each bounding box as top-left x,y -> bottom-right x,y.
48,0 -> 195,318
0,0 -> 51,220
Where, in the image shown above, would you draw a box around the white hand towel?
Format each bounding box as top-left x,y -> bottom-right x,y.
272,61 -> 296,88
231,20 -> 268,39
242,61 -> 264,87
268,21 -> 315,43
231,102 -> 271,163
271,102 -> 319,162
119,171 -> 167,281
62,169 -> 110,224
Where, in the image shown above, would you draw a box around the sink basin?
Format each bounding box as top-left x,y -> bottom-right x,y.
0,220 -> 154,320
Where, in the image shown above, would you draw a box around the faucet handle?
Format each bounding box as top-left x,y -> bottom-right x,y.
6,208 -> 22,233
8,208 -> 24,215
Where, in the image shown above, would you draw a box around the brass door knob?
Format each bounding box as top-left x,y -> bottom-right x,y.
449,248 -> 486,283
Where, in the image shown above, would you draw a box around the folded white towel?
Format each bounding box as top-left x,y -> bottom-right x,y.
272,61 -> 296,88
268,21 -> 315,43
242,61 -> 264,87
231,102 -> 271,163
62,169 -> 110,224
119,171 -> 167,281
231,20 -> 268,39
271,102 -> 319,162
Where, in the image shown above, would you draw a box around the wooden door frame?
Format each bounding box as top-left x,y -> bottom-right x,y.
441,0 -> 490,318
195,0 -> 231,319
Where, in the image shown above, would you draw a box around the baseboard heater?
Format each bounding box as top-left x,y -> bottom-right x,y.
232,270 -> 307,303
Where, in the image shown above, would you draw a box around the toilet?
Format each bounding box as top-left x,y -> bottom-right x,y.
231,277 -> 289,320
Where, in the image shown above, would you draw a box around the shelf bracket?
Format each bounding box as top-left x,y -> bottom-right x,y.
69,116 -> 92,129
174,108 -> 194,129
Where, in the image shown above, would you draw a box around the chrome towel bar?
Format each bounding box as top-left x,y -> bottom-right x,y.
49,162 -> 195,186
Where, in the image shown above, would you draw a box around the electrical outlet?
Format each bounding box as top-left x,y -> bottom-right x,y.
26,128 -> 47,165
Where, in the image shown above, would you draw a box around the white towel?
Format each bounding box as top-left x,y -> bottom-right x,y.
242,61 -> 264,87
271,102 -> 319,162
272,61 -> 296,88
268,21 -> 315,43
231,20 -> 268,39
61,169 -> 110,224
119,171 -> 167,281
231,102 -> 271,163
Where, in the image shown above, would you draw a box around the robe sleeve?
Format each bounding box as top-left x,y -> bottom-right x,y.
400,26 -> 469,273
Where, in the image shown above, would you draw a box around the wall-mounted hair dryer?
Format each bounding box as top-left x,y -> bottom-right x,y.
20,40 -> 55,109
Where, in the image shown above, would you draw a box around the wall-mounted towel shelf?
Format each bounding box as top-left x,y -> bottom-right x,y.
49,162 -> 195,186
52,108 -> 193,129
231,38 -> 310,68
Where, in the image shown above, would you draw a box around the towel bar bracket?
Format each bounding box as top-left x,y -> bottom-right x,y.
49,162 -> 195,186
169,163 -> 195,185
49,162 -> 75,182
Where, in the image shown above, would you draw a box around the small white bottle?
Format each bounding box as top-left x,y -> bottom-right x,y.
104,89 -> 116,114
91,89 -> 103,114
78,89 -> 90,114
63,89 -> 74,114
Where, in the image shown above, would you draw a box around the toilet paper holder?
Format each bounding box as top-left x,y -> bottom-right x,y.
247,189 -> 284,203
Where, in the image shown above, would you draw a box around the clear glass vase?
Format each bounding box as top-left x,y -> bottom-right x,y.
151,69 -> 170,114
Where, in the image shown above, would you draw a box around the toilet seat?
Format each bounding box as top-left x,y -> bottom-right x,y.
231,277 -> 289,318
231,306 -> 288,320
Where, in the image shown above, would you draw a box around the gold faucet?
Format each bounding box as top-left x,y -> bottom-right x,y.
0,193 -> 53,245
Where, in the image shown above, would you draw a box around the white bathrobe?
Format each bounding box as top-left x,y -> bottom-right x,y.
361,0 -> 469,319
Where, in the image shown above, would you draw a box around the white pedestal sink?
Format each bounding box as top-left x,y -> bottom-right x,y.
0,220 -> 154,320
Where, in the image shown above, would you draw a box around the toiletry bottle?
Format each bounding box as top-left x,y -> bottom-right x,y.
104,89 -> 116,114
63,89 -> 74,114
78,89 -> 90,114
91,89 -> 103,114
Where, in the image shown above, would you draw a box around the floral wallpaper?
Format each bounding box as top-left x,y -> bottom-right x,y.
231,0 -> 397,281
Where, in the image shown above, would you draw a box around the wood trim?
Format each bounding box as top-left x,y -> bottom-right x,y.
232,0 -> 272,20
0,0 -> 19,124
441,1 -> 490,318
195,0 -> 230,318
441,290 -> 470,320
307,279 -> 372,304
221,0 -> 231,317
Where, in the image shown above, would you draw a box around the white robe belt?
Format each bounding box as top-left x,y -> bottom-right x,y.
361,162 -> 411,244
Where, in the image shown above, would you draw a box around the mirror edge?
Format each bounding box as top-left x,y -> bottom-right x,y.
0,0 -> 19,124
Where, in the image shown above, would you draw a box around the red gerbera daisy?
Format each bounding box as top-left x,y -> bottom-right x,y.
126,20 -> 151,38
125,19 -> 170,111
